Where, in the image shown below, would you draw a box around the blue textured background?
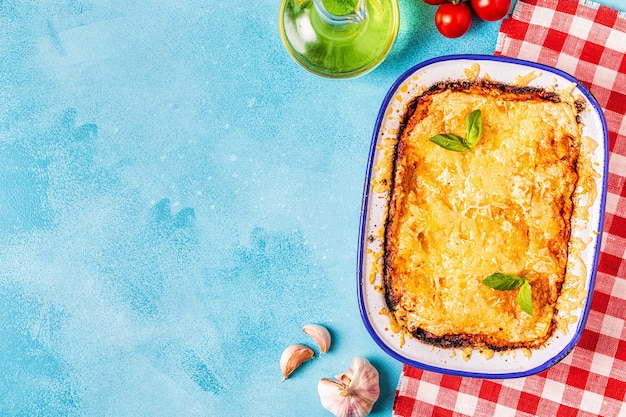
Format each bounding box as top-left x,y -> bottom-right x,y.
1,0 -> 623,416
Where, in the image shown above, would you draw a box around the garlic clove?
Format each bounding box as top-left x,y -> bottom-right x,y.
317,356 -> 380,417
302,324 -> 332,354
280,344 -> 314,380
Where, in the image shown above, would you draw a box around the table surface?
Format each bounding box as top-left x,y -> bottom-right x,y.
1,0 -> 623,416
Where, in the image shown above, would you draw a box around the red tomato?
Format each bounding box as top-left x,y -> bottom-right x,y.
470,0 -> 511,21
434,2 -> 472,38
422,0 -> 448,5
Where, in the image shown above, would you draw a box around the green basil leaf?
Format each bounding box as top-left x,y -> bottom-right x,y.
482,273 -> 526,291
429,134 -> 470,152
517,280 -> 533,316
464,109 -> 482,148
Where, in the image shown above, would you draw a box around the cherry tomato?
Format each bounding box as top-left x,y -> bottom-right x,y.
422,0 -> 448,5
435,2 -> 472,38
470,0 -> 511,21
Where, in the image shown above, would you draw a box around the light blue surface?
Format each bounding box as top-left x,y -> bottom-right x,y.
0,0 -> 623,416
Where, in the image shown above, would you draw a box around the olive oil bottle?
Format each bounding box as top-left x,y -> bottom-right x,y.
279,0 -> 400,78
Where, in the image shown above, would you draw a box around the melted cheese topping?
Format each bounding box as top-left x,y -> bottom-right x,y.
385,84 -> 582,349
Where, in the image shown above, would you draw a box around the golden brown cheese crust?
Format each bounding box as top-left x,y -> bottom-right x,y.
384,80 -> 582,351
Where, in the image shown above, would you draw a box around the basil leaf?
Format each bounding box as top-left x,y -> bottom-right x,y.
429,134 -> 470,152
517,280 -> 533,316
482,273 -> 526,291
483,273 -> 534,316
464,109 -> 482,148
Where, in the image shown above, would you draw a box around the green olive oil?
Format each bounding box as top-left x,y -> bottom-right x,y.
321,0 -> 358,15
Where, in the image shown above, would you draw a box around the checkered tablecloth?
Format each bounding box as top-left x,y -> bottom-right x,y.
392,1 -> 626,416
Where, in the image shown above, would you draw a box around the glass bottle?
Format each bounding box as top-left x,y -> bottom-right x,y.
279,0 -> 400,78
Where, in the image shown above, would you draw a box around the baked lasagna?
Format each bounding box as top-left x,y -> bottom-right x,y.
384,79 -> 584,351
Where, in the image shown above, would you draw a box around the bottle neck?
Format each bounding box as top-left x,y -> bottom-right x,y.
313,0 -> 367,25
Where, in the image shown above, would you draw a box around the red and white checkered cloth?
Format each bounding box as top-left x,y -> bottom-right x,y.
392,1 -> 626,416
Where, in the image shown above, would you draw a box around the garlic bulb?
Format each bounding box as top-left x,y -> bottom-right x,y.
303,324 -> 332,354
317,356 -> 380,417
280,344 -> 314,380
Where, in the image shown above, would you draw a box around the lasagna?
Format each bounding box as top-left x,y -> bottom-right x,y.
384,79 -> 584,351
